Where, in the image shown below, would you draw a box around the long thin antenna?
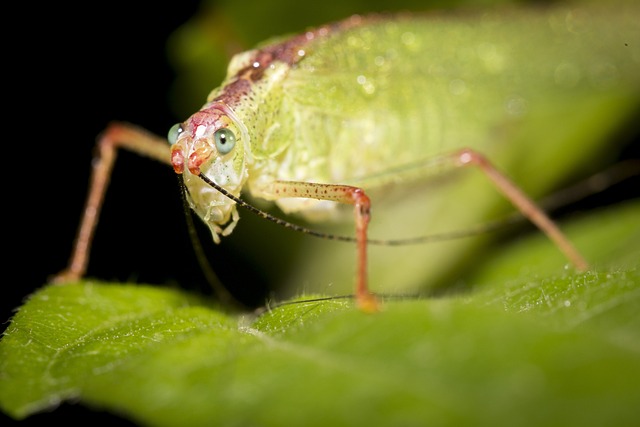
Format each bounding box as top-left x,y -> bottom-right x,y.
197,173 -> 358,242
192,160 -> 638,312
178,175 -> 248,310
197,160 -> 639,246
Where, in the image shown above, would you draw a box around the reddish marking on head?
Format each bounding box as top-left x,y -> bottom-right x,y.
171,146 -> 184,174
248,15 -> 366,75
187,109 -> 225,137
212,79 -> 252,106
188,138 -> 215,175
170,104 -> 232,175
211,14 -> 371,107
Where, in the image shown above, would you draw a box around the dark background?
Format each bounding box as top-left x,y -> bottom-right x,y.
7,1 -> 206,305
3,1 -> 638,425
5,1 -> 204,424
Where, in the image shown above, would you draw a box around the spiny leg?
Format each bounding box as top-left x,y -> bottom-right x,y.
53,122 -> 171,283
264,181 -> 378,312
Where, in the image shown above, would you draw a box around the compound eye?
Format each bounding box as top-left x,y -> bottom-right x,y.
167,123 -> 184,145
213,128 -> 236,154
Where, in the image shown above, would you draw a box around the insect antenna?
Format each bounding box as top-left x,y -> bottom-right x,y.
193,160 -> 638,312
196,173 -> 517,244
254,291 -> 433,315
177,176 -> 249,311
537,159 -> 640,213
256,294 -> 355,314
387,159 -> 640,244
198,159 -> 639,248
196,173 -> 357,243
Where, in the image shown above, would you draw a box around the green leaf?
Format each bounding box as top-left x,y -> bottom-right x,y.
1,200 -> 639,426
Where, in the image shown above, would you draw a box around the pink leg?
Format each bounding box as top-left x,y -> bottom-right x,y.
270,181 -> 379,312
455,148 -> 589,271
53,122 -> 171,284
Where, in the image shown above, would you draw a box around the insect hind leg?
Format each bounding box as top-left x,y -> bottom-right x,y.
452,148 -> 589,271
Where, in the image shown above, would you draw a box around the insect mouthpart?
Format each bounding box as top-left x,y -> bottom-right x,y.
181,153 -> 246,243
173,127 -> 248,243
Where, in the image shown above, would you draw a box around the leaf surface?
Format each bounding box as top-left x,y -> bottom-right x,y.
1,201 -> 638,426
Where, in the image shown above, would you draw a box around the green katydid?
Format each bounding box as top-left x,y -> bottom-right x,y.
54,2 -> 640,311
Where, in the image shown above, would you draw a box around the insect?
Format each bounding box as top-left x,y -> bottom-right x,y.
54,3 -> 640,311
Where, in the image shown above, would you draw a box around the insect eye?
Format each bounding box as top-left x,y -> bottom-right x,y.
167,123 -> 183,145
214,128 -> 236,154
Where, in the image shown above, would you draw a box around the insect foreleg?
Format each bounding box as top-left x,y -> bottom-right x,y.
260,180 -> 378,312
53,122 -> 171,284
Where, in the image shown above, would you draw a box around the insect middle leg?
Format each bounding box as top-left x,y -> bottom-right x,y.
259,180 -> 378,312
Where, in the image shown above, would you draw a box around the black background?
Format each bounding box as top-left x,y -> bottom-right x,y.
6,1 -> 209,307
5,1 -> 205,424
